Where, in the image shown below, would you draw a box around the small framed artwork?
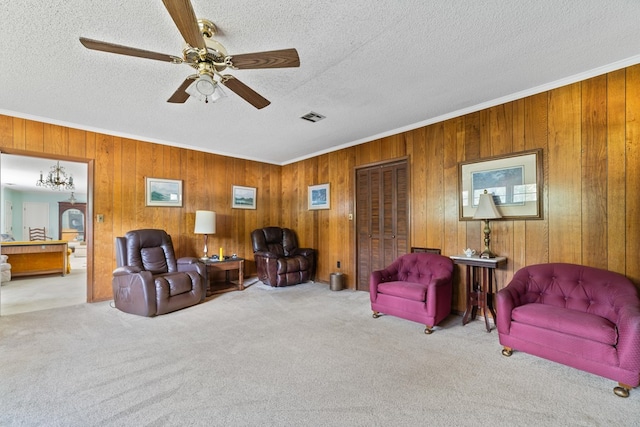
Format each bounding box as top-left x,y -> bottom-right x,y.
308,183 -> 330,210
145,177 -> 183,207
68,212 -> 84,232
232,185 -> 257,209
458,149 -> 543,220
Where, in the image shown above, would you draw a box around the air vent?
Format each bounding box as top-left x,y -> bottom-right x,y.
300,111 -> 326,123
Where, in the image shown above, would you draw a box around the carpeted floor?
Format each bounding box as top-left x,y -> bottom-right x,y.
0,254 -> 86,315
0,281 -> 637,426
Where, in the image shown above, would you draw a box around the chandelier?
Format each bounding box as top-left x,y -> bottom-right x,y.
36,161 -> 75,191
67,192 -> 77,205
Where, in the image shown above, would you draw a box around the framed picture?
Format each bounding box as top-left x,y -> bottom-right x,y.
308,183 -> 330,210
68,212 -> 84,232
458,149 -> 542,220
145,177 -> 183,207
232,185 -> 257,209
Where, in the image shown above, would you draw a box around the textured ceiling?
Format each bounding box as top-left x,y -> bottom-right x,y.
1,0 -> 640,169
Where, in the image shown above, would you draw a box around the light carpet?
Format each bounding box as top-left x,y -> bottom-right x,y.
0,255 -> 86,315
0,281 -> 638,426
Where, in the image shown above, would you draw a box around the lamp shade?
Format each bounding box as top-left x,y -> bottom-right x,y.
473,191 -> 502,220
194,210 -> 216,234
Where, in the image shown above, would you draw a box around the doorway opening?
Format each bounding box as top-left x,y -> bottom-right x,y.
0,152 -> 92,316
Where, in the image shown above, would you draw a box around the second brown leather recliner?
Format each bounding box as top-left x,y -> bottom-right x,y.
251,227 -> 315,287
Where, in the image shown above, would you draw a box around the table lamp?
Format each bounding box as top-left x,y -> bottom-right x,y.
194,210 -> 216,259
473,190 -> 502,258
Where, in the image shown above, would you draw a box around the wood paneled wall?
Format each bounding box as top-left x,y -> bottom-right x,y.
283,65 -> 640,313
0,120 -> 281,301
2,64 -> 639,312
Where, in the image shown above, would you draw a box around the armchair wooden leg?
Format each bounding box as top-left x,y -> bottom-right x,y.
501,346 -> 513,357
614,383 -> 631,398
372,311 -> 381,318
424,325 -> 433,334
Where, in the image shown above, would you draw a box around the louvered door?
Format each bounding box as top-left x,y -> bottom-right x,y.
356,159 -> 409,291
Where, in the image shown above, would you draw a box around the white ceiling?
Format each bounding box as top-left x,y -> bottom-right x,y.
1,0 -> 640,173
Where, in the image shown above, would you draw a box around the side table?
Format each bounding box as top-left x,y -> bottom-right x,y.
202,257 -> 245,295
450,255 -> 507,332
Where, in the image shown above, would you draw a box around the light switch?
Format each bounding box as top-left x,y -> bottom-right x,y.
348,213 -> 353,221
96,214 -> 104,223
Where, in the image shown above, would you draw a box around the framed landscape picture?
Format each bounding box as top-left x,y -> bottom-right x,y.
458,149 -> 542,220
232,185 -> 257,209
308,183 -> 330,210
145,177 -> 183,207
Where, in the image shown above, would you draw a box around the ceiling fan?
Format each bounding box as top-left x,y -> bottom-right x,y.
79,0 -> 300,109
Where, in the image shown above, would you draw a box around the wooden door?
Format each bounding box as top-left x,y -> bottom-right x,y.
22,202 -> 50,241
3,200 -> 13,235
356,159 -> 409,291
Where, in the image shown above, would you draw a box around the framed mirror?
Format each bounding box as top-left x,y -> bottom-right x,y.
58,202 -> 86,241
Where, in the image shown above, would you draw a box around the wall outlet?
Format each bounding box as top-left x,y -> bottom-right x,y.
337,261 -> 341,268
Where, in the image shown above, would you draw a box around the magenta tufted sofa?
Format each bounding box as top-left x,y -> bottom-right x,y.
497,263 -> 640,397
370,253 -> 454,334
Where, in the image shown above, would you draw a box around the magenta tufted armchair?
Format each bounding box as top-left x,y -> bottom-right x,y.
497,263 -> 640,397
370,253 -> 454,334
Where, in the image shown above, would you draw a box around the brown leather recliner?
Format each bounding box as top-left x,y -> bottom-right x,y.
251,227 -> 315,287
112,229 -> 206,317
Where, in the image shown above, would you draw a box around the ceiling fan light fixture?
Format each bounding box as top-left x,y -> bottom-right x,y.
195,74 -> 216,96
210,83 -> 227,102
186,75 -> 227,103
79,1 -> 300,109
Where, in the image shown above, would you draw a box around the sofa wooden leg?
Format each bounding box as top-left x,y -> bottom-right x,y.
424,325 -> 433,334
372,311 -> 381,318
501,346 -> 513,357
614,383 -> 631,398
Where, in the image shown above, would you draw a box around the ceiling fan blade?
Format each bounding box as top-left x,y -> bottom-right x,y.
228,48 -> 300,69
162,0 -> 206,50
221,76 -> 270,109
167,77 -> 196,103
79,37 -> 179,63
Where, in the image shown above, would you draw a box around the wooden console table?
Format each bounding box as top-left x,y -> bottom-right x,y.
1,240 -> 69,277
202,257 -> 245,295
450,255 -> 507,332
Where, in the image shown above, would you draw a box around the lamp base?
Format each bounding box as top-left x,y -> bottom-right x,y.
480,250 -> 496,259
481,219 -> 496,259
